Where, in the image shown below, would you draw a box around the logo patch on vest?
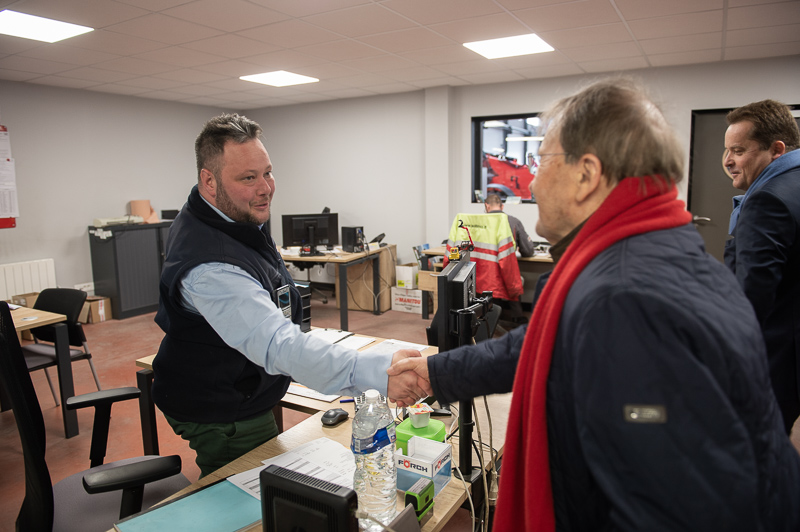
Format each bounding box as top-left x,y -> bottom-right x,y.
623,404 -> 667,424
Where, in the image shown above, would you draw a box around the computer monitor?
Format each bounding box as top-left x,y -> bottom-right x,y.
282,213 -> 339,256
260,465 -> 358,532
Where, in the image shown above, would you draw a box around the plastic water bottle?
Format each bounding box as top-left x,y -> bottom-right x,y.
351,389 -> 397,531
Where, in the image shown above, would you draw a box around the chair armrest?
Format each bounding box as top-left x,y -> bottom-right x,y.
65,387 -> 141,411
82,455 -> 183,494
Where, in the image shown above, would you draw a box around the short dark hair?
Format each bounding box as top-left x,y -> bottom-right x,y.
541,78 -> 685,186
727,100 -> 800,152
195,113 -> 263,180
485,194 -> 503,207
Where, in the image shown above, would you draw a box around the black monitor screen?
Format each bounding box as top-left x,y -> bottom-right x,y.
282,213 -> 339,250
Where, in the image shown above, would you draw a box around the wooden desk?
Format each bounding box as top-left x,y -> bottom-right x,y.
4,307 -> 80,438
280,246 -> 395,331
159,393 -> 510,532
134,336 -> 438,456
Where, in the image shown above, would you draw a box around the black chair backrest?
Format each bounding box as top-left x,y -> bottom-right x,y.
0,302 -> 55,531
31,288 -> 88,347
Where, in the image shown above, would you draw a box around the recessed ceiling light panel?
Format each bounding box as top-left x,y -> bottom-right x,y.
0,10 -> 93,43
464,33 -> 554,60
240,71 -> 319,87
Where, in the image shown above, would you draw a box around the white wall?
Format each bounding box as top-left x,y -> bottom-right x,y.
1,55 -> 798,291
0,80 -> 223,288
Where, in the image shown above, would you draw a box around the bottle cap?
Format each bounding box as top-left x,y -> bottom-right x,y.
365,389 -> 380,400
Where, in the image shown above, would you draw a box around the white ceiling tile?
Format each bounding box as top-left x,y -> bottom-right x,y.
0,55 -> 74,75
283,92 -> 340,103
538,23 -> 632,49
614,0 -> 723,21
435,59 -> 507,76
297,39 -> 384,62
318,87 -> 377,99
366,82 -> 420,94
0,68 -> 41,81
381,0 -> 503,25
30,75 -> 100,88
647,49 -> 723,67
56,66 -> 138,83
105,13 -> 224,45
340,54 -> 417,73
17,43 -> 120,65
358,27 -> 455,53
135,89 -> 188,100
578,55 -> 649,72
177,95 -> 233,106
724,41 -> 800,60
293,62 -> 361,81
162,0 -> 288,32
112,0 -> 195,12
239,19 -> 342,48
57,29 -> 167,55
383,65 -> 449,82
458,70 -> 526,85
492,50 -> 573,69
628,11 -> 723,39
407,76 -> 470,88
726,24 -> 800,47
0,35 -> 47,55
639,33 -> 722,55
495,0 -> 576,10
399,44 -> 486,65
562,41 -> 643,62
87,83 -> 151,95
194,59 -> 277,78
10,0 -> 150,27
119,76 -> 186,89
430,13 -> 530,42
514,63 -> 585,79
728,0 -> 794,6
94,56 -> 176,75
727,3 -> 800,30
134,46 -> 226,67
302,4 -> 417,38
203,78 -> 264,91
514,0 -> 622,32
153,68 -> 228,83
239,49 -> 325,70
166,83 -> 229,96
181,35 -> 281,59
245,0 -> 370,18
335,72 -> 395,87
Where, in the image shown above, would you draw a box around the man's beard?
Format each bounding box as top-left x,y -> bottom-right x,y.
215,177 -> 264,224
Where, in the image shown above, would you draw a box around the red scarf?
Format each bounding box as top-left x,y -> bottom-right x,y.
493,177 -> 692,531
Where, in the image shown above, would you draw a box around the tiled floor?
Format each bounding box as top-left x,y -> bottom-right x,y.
0,291 -> 479,531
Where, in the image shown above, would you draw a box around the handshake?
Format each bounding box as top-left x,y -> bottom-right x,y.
385,349 -> 433,408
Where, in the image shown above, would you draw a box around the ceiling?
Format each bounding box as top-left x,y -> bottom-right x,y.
0,0 -> 798,110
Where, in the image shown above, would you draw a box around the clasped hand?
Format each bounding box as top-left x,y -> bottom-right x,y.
386,349 -> 433,408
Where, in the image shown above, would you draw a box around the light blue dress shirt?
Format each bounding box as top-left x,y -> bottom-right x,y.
177,199 -> 392,396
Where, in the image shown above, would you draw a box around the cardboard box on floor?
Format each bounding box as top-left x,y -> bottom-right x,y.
12,292 -> 40,340
79,296 -> 111,324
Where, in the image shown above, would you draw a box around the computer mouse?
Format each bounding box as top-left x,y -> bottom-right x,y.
321,408 -> 349,427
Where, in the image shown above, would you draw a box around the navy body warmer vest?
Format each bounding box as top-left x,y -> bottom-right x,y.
152,188 -> 301,424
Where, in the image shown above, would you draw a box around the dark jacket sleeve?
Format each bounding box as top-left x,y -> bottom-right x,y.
733,189 -> 795,325
513,219 -> 536,258
427,324 -> 525,404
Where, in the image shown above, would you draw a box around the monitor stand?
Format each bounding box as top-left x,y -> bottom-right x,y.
300,226 -> 323,257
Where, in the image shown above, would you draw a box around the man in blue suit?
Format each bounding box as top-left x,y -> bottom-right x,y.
724,100 -> 800,434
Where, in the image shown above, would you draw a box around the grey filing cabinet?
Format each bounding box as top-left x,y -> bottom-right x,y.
88,222 -> 171,319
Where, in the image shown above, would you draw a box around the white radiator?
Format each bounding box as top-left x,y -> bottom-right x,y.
0,259 -> 57,301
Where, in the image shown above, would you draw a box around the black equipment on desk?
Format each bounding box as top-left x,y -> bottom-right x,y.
261,465 -> 358,532
427,252 -> 493,483
283,212 -> 339,256
342,226 -> 365,253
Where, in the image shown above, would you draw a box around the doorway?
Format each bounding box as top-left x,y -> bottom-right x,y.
687,108 -> 800,263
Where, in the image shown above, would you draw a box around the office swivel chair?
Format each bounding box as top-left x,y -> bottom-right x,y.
21,288 -> 102,406
0,302 -> 191,532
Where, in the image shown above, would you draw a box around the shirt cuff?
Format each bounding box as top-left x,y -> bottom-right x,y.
351,350 -> 393,396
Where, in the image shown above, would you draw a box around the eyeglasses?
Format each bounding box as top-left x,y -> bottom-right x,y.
527,152 -> 568,176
